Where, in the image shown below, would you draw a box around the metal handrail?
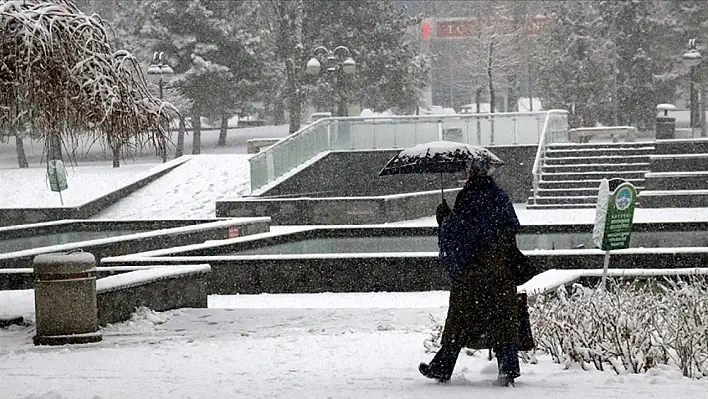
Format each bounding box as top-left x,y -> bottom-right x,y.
531,110 -> 570,205
249,118 -> 328,163
315,110 -> 546,121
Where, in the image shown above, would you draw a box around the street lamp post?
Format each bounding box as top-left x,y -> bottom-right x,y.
147,51 -> 174,162
682,39 -> 703,136
305,46 -> 356,117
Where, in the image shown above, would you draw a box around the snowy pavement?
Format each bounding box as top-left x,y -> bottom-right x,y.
1,291 -> 706,399
92,154 -> 252,220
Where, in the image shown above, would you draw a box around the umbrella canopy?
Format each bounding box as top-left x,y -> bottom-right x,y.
378,141 -> 504,176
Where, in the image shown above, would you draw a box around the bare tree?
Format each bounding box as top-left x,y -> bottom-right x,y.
431,1 -> 535,112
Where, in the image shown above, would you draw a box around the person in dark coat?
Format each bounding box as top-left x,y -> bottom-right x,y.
418,160 -> 533,387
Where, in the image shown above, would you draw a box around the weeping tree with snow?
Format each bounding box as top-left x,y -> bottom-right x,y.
0,0 -> 178,168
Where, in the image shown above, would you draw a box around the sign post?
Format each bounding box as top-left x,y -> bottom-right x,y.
592,179 -> 637,289
47,160 -> 68,205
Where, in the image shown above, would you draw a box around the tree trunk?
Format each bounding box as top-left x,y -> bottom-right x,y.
506,75 -> 519,113
14,131 -> 28,168
112,142 -> 120,168
217,113 -> 228,146
283,0 -> 304,134
191,111 -> 202,155
175,117 -> 185,158
274,98 -> 286,125
475,87 -> 483,144
487,41 -> 495,114
487,41 -> 495,144
49,133 -> 63,161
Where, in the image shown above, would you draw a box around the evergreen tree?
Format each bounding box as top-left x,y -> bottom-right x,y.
302,0 -> 429,114
142,0 -> 265,150
538,0 -> 676,130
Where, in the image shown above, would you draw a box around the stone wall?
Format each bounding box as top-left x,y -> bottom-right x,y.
216,188 -> 463,225
257,145 -> 536,203
96,267 -> 209,326
99,249 -> 708,295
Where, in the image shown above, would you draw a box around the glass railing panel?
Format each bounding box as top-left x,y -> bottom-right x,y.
249,153 -> 268,191
250,111 -> 558,193
489,116 -> 516,145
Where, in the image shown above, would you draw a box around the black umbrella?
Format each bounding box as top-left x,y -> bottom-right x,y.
378,140 -> 504,200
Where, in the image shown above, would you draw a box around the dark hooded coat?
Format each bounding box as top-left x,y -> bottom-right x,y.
438,176 -> 536,350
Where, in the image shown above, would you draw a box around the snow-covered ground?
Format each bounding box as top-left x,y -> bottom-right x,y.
0,163 -> 155,208
93,154 -> 252,219
2,291 -> 706,399
0,125 -> 289,167
0,127 -> 283,214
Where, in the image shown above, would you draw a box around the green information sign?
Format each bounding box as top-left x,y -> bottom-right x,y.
601,182 -> 637,250
593,180 -> 637,251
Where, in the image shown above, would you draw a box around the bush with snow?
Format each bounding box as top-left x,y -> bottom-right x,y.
425,276 -> 708,379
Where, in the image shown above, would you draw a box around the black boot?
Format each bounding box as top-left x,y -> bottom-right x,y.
418,362 -> 450,383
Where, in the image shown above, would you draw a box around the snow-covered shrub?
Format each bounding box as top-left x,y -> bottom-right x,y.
423,275 -> 708,379
532,276 -> 708,378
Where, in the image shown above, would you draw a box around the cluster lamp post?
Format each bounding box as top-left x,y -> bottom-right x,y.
147,51 -> 174,161
305,45 -> 356,117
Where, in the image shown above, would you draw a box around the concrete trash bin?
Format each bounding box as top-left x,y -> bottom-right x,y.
656,116 -> 676,140
33,252 -> 103,346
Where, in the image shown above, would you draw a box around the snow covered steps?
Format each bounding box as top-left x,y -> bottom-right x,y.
528,142 -> 655,209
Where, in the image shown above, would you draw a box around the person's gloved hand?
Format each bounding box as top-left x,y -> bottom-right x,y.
436,199 -> 451,226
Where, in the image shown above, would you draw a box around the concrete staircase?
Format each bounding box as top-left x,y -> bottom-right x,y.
639,139 -> 708,207
527,142 -> 656,209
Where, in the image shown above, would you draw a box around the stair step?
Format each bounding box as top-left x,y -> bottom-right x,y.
532,186 -> 645,197
538,178 -> 645,184
547,142 -> 655,150
543,154 -> 650,165
645,171 -> 708,178
538,179 -> 644,189
525,200 -> 598,209
543,165 -> 650,174
529,196 -> 599,205
545,146 -> 655,158
540,171 -> 649,181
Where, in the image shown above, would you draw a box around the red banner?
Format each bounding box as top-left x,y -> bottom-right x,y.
436,20 -> 475,38
430,16 -> 550,39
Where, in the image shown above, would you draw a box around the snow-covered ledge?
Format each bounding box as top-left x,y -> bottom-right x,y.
96,264 -> 211,326
518,267 -> 708,296
0,264 -> 212,327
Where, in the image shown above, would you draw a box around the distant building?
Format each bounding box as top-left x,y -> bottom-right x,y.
397,1 -> 548,112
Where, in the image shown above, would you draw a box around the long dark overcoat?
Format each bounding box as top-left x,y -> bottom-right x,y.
438,176 -> 535,350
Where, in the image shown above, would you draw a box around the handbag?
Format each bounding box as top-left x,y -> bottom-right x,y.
518,293 -> 535,351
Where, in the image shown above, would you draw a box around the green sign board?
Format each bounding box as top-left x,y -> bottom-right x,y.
593,180 -> 637,251
47,160 -> 68,193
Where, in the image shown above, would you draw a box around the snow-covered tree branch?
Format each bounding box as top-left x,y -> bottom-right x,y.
0,0 -> 178,164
